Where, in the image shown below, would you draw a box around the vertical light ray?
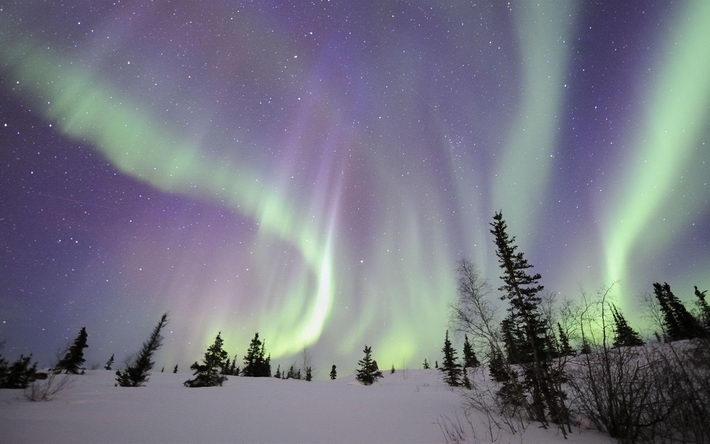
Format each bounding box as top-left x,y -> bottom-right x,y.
603,1 -> 710,308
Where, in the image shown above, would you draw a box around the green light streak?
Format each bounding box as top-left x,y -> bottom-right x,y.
0,38 -> 336,358
492,1 -> 577,243
604,1 -> 710,307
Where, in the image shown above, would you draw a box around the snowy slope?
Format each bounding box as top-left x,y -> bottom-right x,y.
0,369 -> 611,443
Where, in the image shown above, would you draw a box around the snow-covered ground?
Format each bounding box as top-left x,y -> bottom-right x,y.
0,369 -> 611,443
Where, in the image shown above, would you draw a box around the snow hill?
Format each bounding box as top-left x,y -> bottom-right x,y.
0,368 -> 611,443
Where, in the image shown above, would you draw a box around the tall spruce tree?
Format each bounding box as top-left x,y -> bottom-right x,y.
330,364 -> 337,380
116,313 -> 168,387
356,345 -> 382,385
490,211 -> 567,427
185,332 -> 229,387
55,327 -> 88,374
654,282 -> 704,341
462,334 -> 480,368
440,330 -> 461,386
1,354 -> 37,388
422,358 -> 430,369
610,305 -> 644,348
242,332 -> 271,377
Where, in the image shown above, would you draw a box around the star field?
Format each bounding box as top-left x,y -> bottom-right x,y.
1,1 -> 708,371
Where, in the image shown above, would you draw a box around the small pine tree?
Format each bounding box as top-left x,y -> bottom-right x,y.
173,364 -> 178,374
55,327 -> 88,374
104,354 -> 114,371
422,358 -> 430,369
462,334 -> 480,368
1,354 -> 38,388
462,368 -> 472,389
440,330 -> 461,387
390,364 -> 395,374
242,333 -> 271,377
161,367 -> 164,373
611,305 -> 644,348
694,286 -> 710,329
579,338 -> 592,355
557,323 -> 575,356
116,313 -> 168,387
274,365 -> 281,379
184,332 -> 229,387
330,364 -> 337,380
305,366 -> 312,381
356,345 -> 383,385
435,361 -> 438,369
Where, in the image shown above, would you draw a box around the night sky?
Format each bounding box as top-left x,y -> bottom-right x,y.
1,1 -> 709,372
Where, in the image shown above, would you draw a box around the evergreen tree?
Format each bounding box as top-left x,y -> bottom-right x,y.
694,286 -> 710,329
391,364 -> 395,374
356,345 -> 383,385
184,332 -> 229,387
435,361 -> 438,369
462,334 -> 480,368
654,282 -> 704,341
462,367 -> 472,389
557,323 -> 575,357
173,364 -> 178,374
305,366 -> 312,381
330,364 -> 337,380
422,358 -> 430,369
490,211 -> 567,426
116,313 -> 168,387
55,327 -> 88,374
274,365 -> 281,379
0,354 -> 38,388
104,354 -> 114,371
611,305 -> 644,348
161,367 -> 164,373
440,330 -> 461,386
242,333 -> 271,377
579,338 -> 592,355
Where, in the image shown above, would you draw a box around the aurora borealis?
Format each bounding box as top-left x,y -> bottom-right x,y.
1,1 -> 708,372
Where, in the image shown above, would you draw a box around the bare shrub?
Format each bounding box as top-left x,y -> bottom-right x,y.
24,372 -> 72,401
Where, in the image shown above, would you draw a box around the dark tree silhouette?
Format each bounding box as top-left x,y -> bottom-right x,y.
104,354 -> 114,371
694,286 -> 710,329
55,327 -> 88,374
330,364 -> 337,380
462,334 -> 480,368
116,313 -> 168,387
173,364 -> 178,374
440,330 -> 461,386
242,333 -> 271,377
422,358 -> 430,369
356,345 -> 382,385
557,323 -> 575,357
184,332 -> 229,387
0,354 -> 38,388
654,282 -> 704,341
305,366 -> 313,381
490,211 -> 568,428
611,305 -> 644,348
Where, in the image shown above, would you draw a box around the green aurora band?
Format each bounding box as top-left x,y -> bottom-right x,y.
0,37 -> 338,358
603,1 -> 710,310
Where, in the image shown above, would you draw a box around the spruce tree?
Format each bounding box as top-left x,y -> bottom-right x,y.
116,313 -> 168,387
440,330 -> 461,386
274,365 -> 281,379
306,366 -> 313,381
694,286 -> 710,329
55,327 -> 88,374
462,334 -> 480,368
184,332 -> 229,387
490,211 -> 566,426
104,354 -> 114,371
557,323 -> 575,357
422,358 -> 430,369
242,333 -> 271,377
391,364 -> 395,374
173,364 -> 178,374
611,305 -> 644,348
330,364 -> 337,380
654,282 -> 704,340
0,354 -> 38,388
356,345 -> 382,385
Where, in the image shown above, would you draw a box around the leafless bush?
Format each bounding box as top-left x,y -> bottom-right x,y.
24,372 -> 72,401
437,414 -> 468,444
